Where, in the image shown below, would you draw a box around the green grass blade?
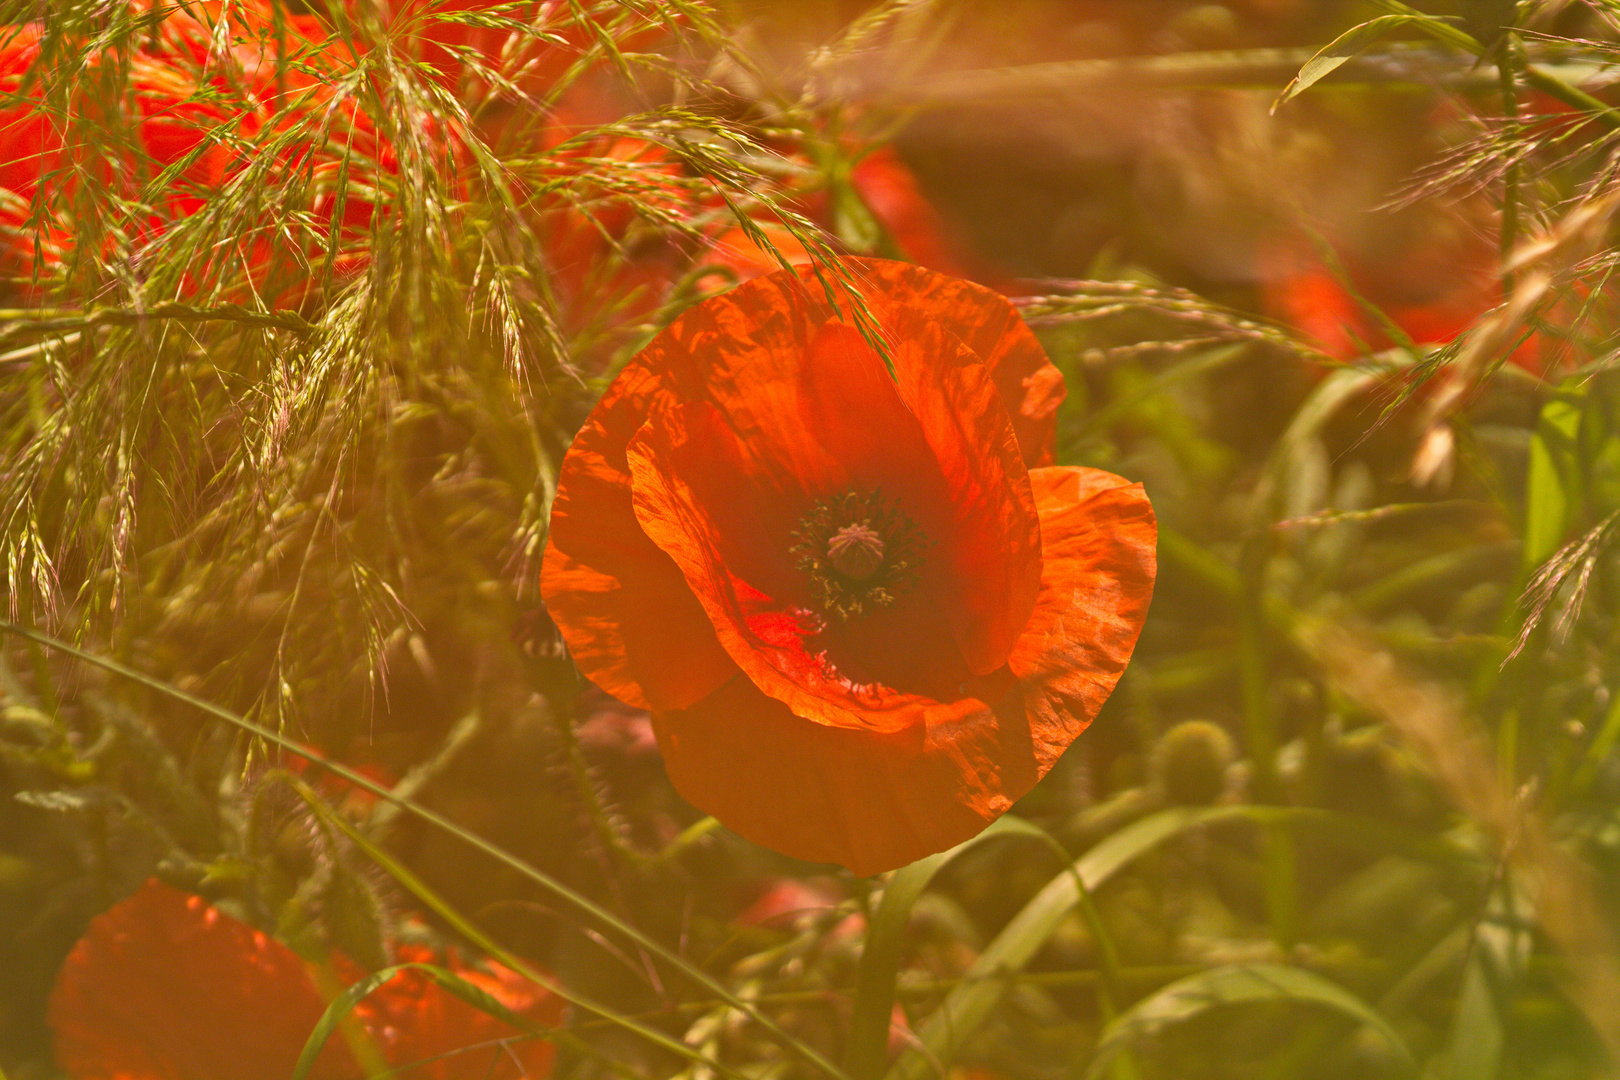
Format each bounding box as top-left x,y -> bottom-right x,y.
846,816 -> 1050,1080
1082,963 -> 1418,1080
1273,15 -> 1446,111
883,806 -> 1479,1080
1441,952 -> 1502,1080
1525,383 -> 1586,568
884,807 -> 1234,1080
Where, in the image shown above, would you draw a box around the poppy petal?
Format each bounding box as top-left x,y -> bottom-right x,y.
542,363 -> 740,712
623,328 -> 1040,728
624,400 -> 934,734
543,269 -> 866,710
842,260 -> 1065,466
357,952 -> 564,1080
877,317 -> 1042,673
49,880 -> 360,1080
654,674 -> 1035,876
1009,466 -> 1157,771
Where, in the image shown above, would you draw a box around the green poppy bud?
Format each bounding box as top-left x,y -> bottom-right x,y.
1152,720 -> 1235,806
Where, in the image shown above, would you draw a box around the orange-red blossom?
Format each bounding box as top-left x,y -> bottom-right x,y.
0,1 -> 418,300
542,259 -> 1157,875
50,879 -> 561,1080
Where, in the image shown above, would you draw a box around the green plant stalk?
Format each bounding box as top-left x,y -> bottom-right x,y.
890,44 -> 1620,105
0,304 -> 316,336
846,817 -> 1062,1080
845,851 -> 950,1080
551,692 -> 660,870
1499,40 -> 1521,295
1237,532 -> 1299,950
1370,0 -> 1620,130
1239,535 -> 1278,802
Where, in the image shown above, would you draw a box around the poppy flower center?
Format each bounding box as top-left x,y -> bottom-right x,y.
791,490 -> 926,621
826,524 -> 884,581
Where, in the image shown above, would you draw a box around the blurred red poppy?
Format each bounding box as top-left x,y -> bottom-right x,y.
50,879 -> 561,1080
0,1 -> 393,300
1257,211 -> 1555,374
397,0 -> 672,111
707,145 -> 987,288
541,258 -> 1156,875
532,122 -> 693,342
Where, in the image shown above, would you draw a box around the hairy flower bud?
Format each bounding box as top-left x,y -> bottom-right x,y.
1152,719 -> 1235,806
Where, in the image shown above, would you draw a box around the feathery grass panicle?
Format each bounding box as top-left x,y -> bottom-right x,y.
0,0 -> 843,739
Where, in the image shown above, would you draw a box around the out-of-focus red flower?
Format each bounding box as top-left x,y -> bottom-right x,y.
533,124 -> 693,340
356,944 -> 562,1080
541,259 -> 1156,875
706,145 -> 983,288
734,877 -> 858,935
50,880 -> 356,1080
50,879 -> 561,1080
575,700 -> 660,757
735,878 -> 837,928
843,146 -> 971,277
705,219 -> 803,276
1257,214 -> 1551,374
0,24 -> 67,268
283,749 -> 399,817
0,1 -> 393,300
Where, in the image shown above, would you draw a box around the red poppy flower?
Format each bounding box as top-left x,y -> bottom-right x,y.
541,258 -> 1156,875
1259,238 -> 1504,357
50,879 -> 561,1080
0,2 -> 395,299
532,124 -> 693,341
842,145 -> 973,278
706,144 -> 991,290
1257,209 -> 1561,375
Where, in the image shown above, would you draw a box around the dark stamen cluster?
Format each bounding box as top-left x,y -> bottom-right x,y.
791,489 -> 927,621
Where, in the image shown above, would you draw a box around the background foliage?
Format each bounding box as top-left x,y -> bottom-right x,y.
6,0 -> 1620,1077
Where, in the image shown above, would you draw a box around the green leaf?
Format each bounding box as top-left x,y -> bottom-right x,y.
884,806 -> 1477,1080
1525,384 -> 1587,568
1073,342 -> 1249,444
1441,953 -> 1502,1080
884,807 -> 1234,1080
1257,365 -> 1388,524
1082,963 -> 1417,1080
846,816 -> 1052,1080
1273,16 -> 1444,111
1574,690 -> 1620,794
1366,0 -> 1484,54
